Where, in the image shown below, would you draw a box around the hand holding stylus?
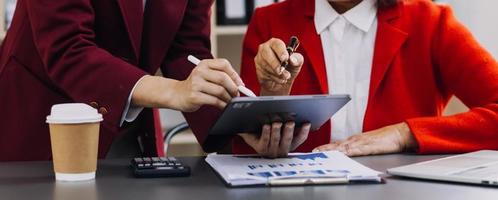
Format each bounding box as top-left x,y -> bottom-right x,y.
188,55 -> 256,97
131,56 -> 244,112
152,56 -> 245,112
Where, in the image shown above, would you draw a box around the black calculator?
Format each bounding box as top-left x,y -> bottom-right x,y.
130,157 -> 190,178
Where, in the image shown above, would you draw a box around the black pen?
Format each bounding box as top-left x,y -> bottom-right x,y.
280,36 -> 300,74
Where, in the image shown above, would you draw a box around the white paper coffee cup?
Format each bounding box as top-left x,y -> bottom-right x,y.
46,103 -> 103,181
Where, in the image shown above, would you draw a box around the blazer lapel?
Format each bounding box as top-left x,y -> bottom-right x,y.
142,0 -> 187,70
297,0 -> 328,94
370,3 -> 408,97
117,0 -> 144,62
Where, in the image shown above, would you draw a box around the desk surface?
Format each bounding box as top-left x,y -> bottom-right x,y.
1,154 -> 497,200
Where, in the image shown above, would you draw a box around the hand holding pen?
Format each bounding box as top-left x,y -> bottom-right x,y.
280,36 -> 300,73
254,36 -> 304,95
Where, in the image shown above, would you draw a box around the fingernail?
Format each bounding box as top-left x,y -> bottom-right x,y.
285,74 -> 291,80
279,67 -> 285,75
290,56 -> 297,64
312,149 -> 320,153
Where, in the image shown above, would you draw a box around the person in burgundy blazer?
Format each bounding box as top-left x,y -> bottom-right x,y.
0,0 -> 245,161
236,0 -> 498,156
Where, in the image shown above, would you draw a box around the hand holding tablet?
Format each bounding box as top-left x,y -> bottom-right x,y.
211,95 -> 350,158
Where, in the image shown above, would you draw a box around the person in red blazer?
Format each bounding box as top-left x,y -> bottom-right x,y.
0,0 -> 247,161
237,0 -> 498,157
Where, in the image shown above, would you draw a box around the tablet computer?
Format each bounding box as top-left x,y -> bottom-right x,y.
208,94 -> 350,135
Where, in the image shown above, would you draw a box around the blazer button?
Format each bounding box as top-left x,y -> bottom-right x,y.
120,57 -> 131,62
99,107 -> 108,115
89,102 -> 99,108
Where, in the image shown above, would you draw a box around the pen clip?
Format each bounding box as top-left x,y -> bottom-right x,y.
287,36 -> 300,53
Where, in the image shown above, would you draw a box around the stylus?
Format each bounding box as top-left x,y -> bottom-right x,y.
187,55 -> 257,97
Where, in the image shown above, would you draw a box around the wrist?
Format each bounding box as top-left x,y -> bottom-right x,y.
260,81 -> 295,96
396,122 -> 418,152
161,79 -> 186,111
131,75 -> 180,109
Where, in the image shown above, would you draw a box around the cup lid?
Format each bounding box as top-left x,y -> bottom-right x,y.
46,103 -> 103,124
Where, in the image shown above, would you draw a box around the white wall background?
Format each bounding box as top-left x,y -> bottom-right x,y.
439,0 -> 498,59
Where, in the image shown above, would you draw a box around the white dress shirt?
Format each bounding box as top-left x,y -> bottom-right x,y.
120,0 -> 148,126
314,0 -> 378,141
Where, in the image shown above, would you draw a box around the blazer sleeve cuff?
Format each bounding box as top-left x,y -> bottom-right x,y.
87,63 -> 148,132
406,117 -> 461,154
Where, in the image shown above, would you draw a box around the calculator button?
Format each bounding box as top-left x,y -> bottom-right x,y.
156,166 -> 174,170
131,157 -> 190,178
153,162 -> 166,167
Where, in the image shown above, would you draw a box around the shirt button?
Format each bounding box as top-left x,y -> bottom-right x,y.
99,107 -> 108,115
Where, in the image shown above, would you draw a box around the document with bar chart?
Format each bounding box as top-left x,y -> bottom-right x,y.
205,151 -> 382,187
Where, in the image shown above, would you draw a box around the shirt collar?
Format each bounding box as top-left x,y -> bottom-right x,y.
315,0 -> 377,34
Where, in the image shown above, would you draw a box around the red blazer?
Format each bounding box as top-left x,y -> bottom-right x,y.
238,0 -> 498,154
0,0 -> 216,161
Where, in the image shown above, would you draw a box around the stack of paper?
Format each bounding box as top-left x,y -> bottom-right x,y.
206,151 -> 382,187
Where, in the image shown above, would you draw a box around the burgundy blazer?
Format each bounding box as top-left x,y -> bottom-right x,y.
0,0 -> 218,161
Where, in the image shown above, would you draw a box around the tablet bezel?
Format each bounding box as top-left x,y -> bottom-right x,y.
208,94 -> 351,135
